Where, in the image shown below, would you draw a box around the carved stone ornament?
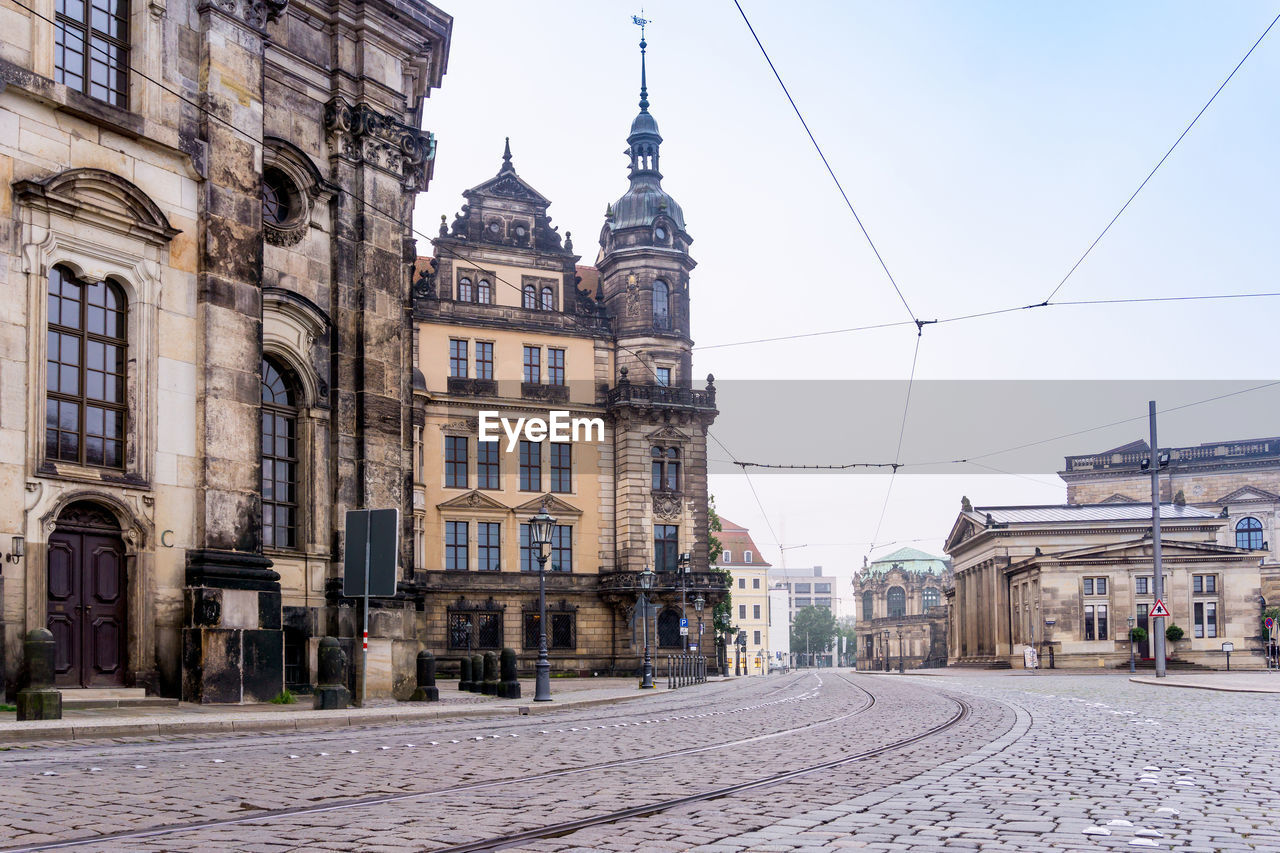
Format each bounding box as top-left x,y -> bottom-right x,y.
198,0 -> 287,30
652,492 -> 682,519
626,274 -> 641,315
264,223 -> 307,247
325,98 -> 436,191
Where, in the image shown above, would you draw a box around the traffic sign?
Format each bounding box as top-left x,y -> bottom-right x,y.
689,643 -> 698,652
680,617 -> 688,628
679,626 -> 689,636
1266,616 -> 1275,632
1149,599 -> 1170,619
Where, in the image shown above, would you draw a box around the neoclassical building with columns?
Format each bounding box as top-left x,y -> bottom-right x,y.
1,0 -> 453,701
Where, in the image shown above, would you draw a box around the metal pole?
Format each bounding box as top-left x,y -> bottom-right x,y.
534,549 -> 552,701
1150,401 -> 1167,678
361,511 -> 370,708
640,594 -> 653,689
1130,629 -> 1136,673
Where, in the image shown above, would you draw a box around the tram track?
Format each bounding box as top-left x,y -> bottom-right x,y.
1,673 -> 873,852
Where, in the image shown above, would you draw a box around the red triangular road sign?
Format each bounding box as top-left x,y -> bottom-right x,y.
1149,599 -> 1171,619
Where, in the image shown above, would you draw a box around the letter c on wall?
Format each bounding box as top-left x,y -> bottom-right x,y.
161,529 -> 174,548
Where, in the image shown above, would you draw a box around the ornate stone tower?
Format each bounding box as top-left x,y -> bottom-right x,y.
599,29 -> 718,594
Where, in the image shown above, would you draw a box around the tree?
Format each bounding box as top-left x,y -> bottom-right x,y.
707,496 -> 733,638
791,606 -> 837,665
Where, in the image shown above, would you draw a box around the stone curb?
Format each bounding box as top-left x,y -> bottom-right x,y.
0,685 -> 672,745
1128,675 -> 1280,694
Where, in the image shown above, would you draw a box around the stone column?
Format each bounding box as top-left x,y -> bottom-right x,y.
182,0 -> 286,704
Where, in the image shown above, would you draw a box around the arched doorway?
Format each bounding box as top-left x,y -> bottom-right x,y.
47,501 -> 128,687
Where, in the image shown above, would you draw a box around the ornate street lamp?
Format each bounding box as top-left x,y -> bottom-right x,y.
1128,614 -> 1136,673
693,593 -> 705,653
529,501 -> 556,702
896,623 -> 905,673
638,564 -> 656,688
881,629 -> 890,672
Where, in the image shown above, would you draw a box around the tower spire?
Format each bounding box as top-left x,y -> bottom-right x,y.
632,12 -> 650,113
499,136 -> 514,174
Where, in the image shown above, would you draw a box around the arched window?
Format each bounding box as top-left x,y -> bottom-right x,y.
262,357 -> 299,549
653,280 -> 670,330
1236,517 -> 1264,550
657,609 -> 681,648
540,286 -> 555,311
922,588 -> 940,610
887,586 -> 906,619
861,591 -> 874,621
522,284 -> 537,309
46,266 -> 127,468
477,279 -> 492,304
457,277 -> 473,302
651,446 -> 680,491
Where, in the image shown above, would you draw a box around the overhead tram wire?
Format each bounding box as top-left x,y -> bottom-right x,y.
868,331 -> 923,551
732,0 -> 919,325
1041,10 -> 1280,304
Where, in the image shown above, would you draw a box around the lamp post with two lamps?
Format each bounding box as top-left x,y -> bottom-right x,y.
896,623 -> 905,673
528,501 -> 557,703
678,551 -> 691,650
693,593 -> 705,653
881,629 -> 890,672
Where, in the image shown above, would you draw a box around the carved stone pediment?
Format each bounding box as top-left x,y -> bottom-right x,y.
437,491 -> 508,512
648,425 -> 689,443
513,494 -> 582,517
441,417 -> 479,435
197,0 -> 287,30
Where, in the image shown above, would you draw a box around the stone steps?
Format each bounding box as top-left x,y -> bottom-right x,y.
59,688 -> 178,709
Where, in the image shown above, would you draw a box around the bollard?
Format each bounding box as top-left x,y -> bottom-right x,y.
409,650 -> 439,702
481,651 -> 499,695
470,654 -> 484,693
314,637 -> 351,710
16,628 -> 61,721
458,655 -> 473,692
498,648 -> 521,699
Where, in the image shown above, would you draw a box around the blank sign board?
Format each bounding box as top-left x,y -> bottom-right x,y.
343,508 -> 399,597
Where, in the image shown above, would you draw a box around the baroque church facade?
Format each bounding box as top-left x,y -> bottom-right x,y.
1,0 -> 454,701
408,39 -> 724,676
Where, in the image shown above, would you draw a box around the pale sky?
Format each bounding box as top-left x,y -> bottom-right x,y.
416,1 -> 1280,611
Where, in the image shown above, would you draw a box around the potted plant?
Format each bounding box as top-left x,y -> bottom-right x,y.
1165,623 -> 1185,654
1129,626 -> 1147,644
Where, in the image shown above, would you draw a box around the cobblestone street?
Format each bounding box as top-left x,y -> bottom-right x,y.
0,672 -> 1276,851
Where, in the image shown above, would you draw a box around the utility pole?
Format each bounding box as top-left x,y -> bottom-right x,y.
1149,401 -> 1167,679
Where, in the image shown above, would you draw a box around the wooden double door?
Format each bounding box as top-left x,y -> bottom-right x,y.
46,505 -> 128,688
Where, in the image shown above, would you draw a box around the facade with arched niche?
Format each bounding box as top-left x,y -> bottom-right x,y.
1,0 -> 453,701
853,547 -> 950,670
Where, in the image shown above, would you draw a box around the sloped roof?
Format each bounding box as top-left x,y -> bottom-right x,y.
976,503 -> 1215,524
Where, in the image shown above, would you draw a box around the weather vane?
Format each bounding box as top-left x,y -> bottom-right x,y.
632,10 -> 649,39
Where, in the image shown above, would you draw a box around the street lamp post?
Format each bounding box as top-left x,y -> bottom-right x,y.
897,623 -> 905,673
678,552 -> 691,651
638,565 -> 655,689
693,594 -> 705,660
805,629 -> 810,669
529,502 -> 557,702
1128,614 -> 1136,673
882,629 -> 890,672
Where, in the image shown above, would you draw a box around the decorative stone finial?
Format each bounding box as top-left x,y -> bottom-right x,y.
961,495 -> 973,512
565,230 -> 573,252
438,213 -> 448,237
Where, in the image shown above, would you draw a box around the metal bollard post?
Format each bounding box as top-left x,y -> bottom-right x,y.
470,654 -> 484,693
16,628 -> 61,721
499,648 -> 521,699
667,656 -> 673,689
458,655 -> 472,692
314,637 -> 352,710
410,650 -> 439,702
482,651 -> 500,695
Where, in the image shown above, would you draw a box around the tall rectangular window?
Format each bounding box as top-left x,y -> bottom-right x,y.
739,604 -> 746,619
519,440 -> 541,491
445,521 -> 468,571
478,522 -> 500,571
477,441 -> 499,489
654,524 -> 678,572
656,367 -> 671,387
449,339 -> 468,378
523,346 -> 540,384
548,348 -> 565,385
475,341 -> 493,380
1135,576 -> 1149,595
752,578 -> 760,589
1084,605 -> 1095,641
1194,601 -> 1217,639
550,443 -> 571,493
753,630 -> 761,645
55,0 -> 129,108
753,604 -> 761,619
551,525 -> 572,572
445,436 -> 467,488
1096,604 -> 1108,642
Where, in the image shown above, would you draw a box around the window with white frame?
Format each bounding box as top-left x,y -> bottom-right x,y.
1083,603 -> 1108,641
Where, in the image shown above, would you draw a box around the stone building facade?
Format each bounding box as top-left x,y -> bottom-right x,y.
407,42 -> 724,675
1,0 -> 453,701
945,503 -> 1264,669
853,547 -> 949,670
715,517 -> 771,673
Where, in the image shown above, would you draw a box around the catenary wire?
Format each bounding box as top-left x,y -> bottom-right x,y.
732,0 -> 918,323
1042,9 -> 1280,303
